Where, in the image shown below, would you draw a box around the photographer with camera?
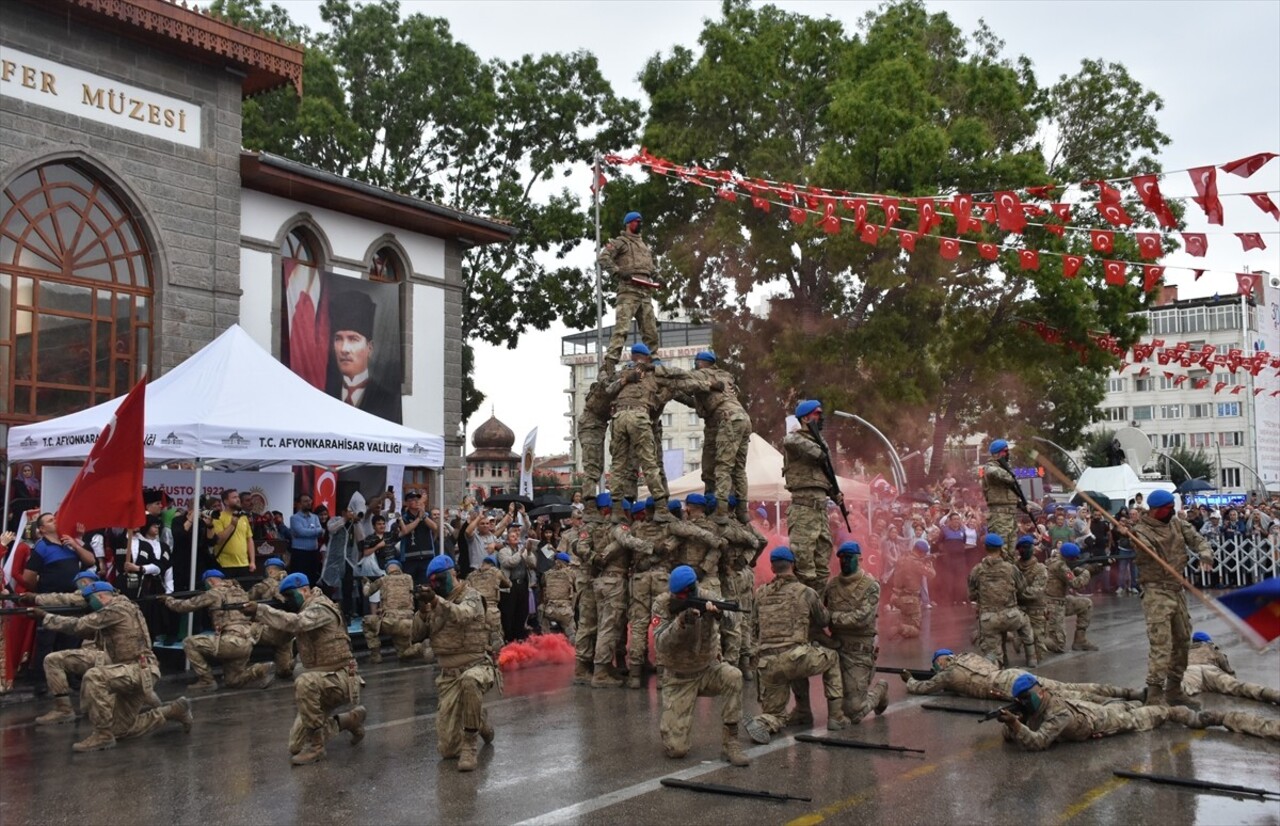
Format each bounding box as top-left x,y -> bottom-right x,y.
205,489 -> 255,579
399,492 -> 442,585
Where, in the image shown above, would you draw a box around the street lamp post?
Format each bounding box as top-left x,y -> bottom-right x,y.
833,411 -> 907,493
1030,436 -> 1083,476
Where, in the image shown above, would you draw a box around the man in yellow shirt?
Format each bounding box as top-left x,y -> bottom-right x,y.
206,489 -> 255,578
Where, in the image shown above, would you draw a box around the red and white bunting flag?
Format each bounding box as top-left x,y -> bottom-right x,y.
1221,152 -> 1278,178
978,242 -> 999,261
1132,174 -> 1177,228
1143,265 -> 1164,293
1063,254 -> 1084,278
1091,230 -> 1115,254
1103,260 -> 1127,286
1246,192 -> 1280,221
1189,166 -> 1224,224
1018,249 -> 1039,271
1182,233 -> 1208,257
1236,272 -> 1258,297
1137,233 -> 1162,260
899,231 -> 918,253
939,237 -> 961,260
1236,233 -> 1267,252
1097,201 -> 1134,227
994,191 -> 1027,233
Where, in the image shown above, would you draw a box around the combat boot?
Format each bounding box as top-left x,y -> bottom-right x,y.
1262,687 -> 1280,705
626,673 -> 642,690
188,678 -> 217,693
1193,710 -> 1225,728
653,502 -> 673,524
367,647 -> 383,665
479,712 -> 495,744
1165,706 -> 1197,726
1144,684 -> 1167,707
336,705 -> 366,744
721,724 -> 751,767
72,730 -> 117,752
1025,648 -> 1039,669
35,696 -> 76,725
591,669 -> 623,689
164,697 -> 194,733
826,699 -> 851,731
1165,682 -> 1201,710
744,717 -> 772,745
573,660 -> 592,685
872,680 -> 890,716
1071,630 -> 1098,651
458,729 -> 480,772
249,665 -> 276,690
291,731 -> 327,766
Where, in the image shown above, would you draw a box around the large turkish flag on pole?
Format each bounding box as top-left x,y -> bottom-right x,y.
57,377 -> 147,534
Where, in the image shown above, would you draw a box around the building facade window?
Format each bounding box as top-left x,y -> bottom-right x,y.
1106,377 -> 1127,393
1216,402 -> 1241,418
1149,309 -> 1178,335
1160,404 -> 1182,419
0,161 -> 154,423
1160,433 -> 1184,448
687,412 -> 700,427
1220,467 -> 1241,488
1189,432 -> 1212,449
662,412 -> 673,428
1188,403 -> 1212,419
1218,431 -> 1244,447
1134,377 -> 1155,392
1132,405 -> 1154,421
583,364 -> 597,381
1181,307 -> 1206,334
1206,305 -> 1241,332
1212,372 -> 1239,387
1103,406 -> 1127,422
1158,375 -> 1176,391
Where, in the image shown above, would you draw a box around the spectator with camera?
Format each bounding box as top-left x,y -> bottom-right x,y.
205,489 -> 255,578
399,492 -> 441,583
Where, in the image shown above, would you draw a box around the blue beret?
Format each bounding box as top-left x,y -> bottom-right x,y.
913,539 -> 931,554
74,569 -> 100,582
630,343 -> 651,356
630,501 -> 647,515
837,541 -> 862,556
264,557 -> 286,569
756,507 -> 767,518
1011,673 -> 1039,697
623,211 -> 641,225
668,500 -> 683,512
770,546 -> 796,563
932,648 -> 954,662
1147,489 -> 1175,508
795,399 -> 821,418
1015,535 -> 1036,548
279,573 -> 309,592
704,494 -> 718,510
482,555 -> 497,567
426,556 -> 455,576
1191,631 -> 1212,643
984,534 -> 1004,548
385,559 -> 404,570
694,350 -> 716,364
644,497 -> 655,508
596,492 -> 613,508
203,569 -> 226,580
1060,542 -> 1081,558
669,565 -> 698,593
685,493 -> 706,508
727,495 -> 739,507
555,552 -> 571,563
81,580 -> 115,597
989,439 -> 1009,454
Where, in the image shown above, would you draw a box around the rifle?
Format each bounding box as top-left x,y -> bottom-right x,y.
212,598 -> 277,612
876,666 -> 933,681
669,596 -> 745,614
0,593 -> 25,601
795,733 -> 924,755
1075,555 -> 1121,569
999,457 -> 1033,517
659,777 -> 811,803
806,420 -> 850,532
1112,770 -> 1280,801
922,703 -> 1001,716
979,702 -> 1021,723
138,589 -> 205,601
0,605 -> 86,616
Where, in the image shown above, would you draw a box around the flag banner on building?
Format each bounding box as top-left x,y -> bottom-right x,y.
56,376 -> 146,534
519,427 -> 538,499
1216,577 -> 1280,648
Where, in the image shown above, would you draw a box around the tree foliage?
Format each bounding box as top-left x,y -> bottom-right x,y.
627,0 -> 1171,478
1160,446 -> 1215,488
211,0 -> 641,421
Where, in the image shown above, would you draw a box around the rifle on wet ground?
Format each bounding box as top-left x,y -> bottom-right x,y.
876,666 -> 933,681
669,597 -> 745,614
806,421 -> 850,532
660,777 -> 811,802
1113,770 -> 1280,801
796,734 -> 924,754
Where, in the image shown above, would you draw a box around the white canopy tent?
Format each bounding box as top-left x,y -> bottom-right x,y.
667,433 -> 871,504
6,324 -> 446,592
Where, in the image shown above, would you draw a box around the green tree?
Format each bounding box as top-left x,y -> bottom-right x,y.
1160,446 -> 1215,488
630,0 -> 1170,475
212,0 -> 641,421
1081,428 -> 1118,470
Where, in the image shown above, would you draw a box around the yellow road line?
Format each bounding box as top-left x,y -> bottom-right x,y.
1055,732 -> 1205,824
784,739 -> 1000,826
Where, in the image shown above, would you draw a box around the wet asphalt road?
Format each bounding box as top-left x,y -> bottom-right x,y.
1,595 -> 1276,826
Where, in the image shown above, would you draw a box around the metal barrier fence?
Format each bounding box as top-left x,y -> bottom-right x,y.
1185,536 -> 1278,588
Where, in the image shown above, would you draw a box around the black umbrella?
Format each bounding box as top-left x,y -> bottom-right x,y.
1175,478 -> 1216,493
528,503 -> 574,520
532,493 -> 568,508
483,493 -> 534,510
1070,491 -> 1114,513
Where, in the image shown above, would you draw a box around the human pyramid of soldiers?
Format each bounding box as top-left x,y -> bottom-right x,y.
10,210 -> 1278,775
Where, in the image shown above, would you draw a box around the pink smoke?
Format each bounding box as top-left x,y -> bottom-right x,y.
497,633 -> 577,671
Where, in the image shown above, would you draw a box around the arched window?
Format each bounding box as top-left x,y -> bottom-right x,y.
280,225 -> 326,390
369,245 -> 402,283
0,161 -> 153,422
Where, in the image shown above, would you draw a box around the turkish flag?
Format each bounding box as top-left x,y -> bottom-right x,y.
978,242 -> 999,260
1236,272 -> 1258,297
981,204 -> 996,224
1230,385 -> 1245,395
952,194 -> 975,234
1192,269 -> 1206,281
751,195 -> 771,213
821,203 -> 841,234
1157,351 -> 1171,365
1221,152 -> 1278,178
1063,254 -> 1084,278
1097,202 -> 1134,227
1050,203 -> 1071,222
881,197 -> 900,227
1254,388 -> 1266,396
1214,381 -> 1227,394
1143,265 -> 1164,293
917,198 -> 940,234
777,184 -> 797,203
716,188 -> 738,203
1093,180 -> 1122,204
860,222 -> 881,244
1182,233 -> 1208,257
994,191 -> 1027,232
1132,174 -> 1177,228
590,168 -> 607,195
1246,192 -> 1280,220
1137,233 -> 1162,260
1044,223 -> 1065,237
899,231 -> 918,253
1017,249 -> 1039,271
1117,361 -> 1130,374
1193,378 -> 1209,389
1173,375 -> 1189,386
1027,184 -> 1056,199
1136,366 -> 1151,377
1091,230 -> 1115,254
1103,260 -> 1127,286
939,237 -> 961,260
1189,166 -> 1224,224
1236,233 -> 1267,252
57,377 -> 146,534
788,207 -> 808,225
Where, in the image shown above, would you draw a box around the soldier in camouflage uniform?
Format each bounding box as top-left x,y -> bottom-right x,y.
607,343 -> 671,511
716,496 -> 766,669
904,649 -> 1138,701
164,569 -> 273,691
626,499 -> 671,687
744,547 -> 849,744
1181,631 -> 1279,705
587,497 -> 652,688
1190,709 -> 1280,742
540,553 -> 576,638
247,557 -> 295,678
466,556 -> 510,654
967,535 -> 1036,667
244,573 -> 365,766
24,569 -> 116,725
1013,536 -> 1051,664
411,556 -> 499,772
362,560 -> 429,661
35,581 -> 192,752
783,400 -> 839,589
890,540 -> 935,638
670,495 -> 728,598
999,674 -> 1179,751
578,368 -> 619,500
1044,543 -> 1099,653
823,542 -> 889,723
598,211 -> 660,374
981,440 -> 1022,560
653,565 -> 750,766
1127,489 -> 1213,708
571,501 -> 602,685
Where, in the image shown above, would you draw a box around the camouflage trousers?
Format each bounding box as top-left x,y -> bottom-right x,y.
364,614 -> 426,661
1184,665 -> 1279,704
752,644 -> 843,734
579,422 -> 607,500
628,569 -> 668,669
574,574 -> 598,668
604,286 -> 659,370
834,634 -> 884,722
719,570 -> 749,665
976,608 -> 1033,664
288,666 -> 361,756
986,507 -> 1018,563
1022,601 -> 1050,659
730,568 -> 756,665
593,573 -> 628,669
1079,702 -> 1169,740
610,408 -> 665,501
1045,596 -> 1091,652
695,576 -> 736,665
707,412 -> 751,508
44,646 -> 107,696
991,669 -> 1137,702
541,600 -> 575,640
485,607 -> 505,655
659,662 -> 743,756
891,591 -> 922,637
82,660 -> 167,740
435,659 -> 499,758
787,495 -> 832,588
1140,587 -> 1191,689
1223,711 -> 1280,742
185,631 -> 270,687
257,626 -> 296,678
